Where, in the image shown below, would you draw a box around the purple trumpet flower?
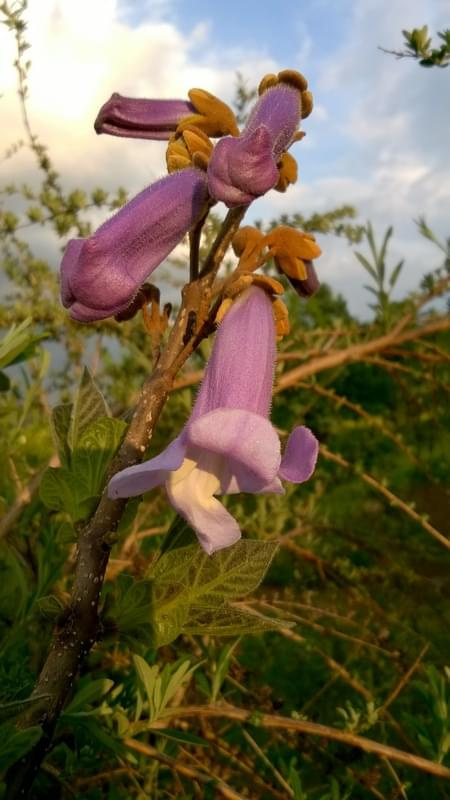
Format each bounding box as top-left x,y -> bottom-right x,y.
61,167 -> 208,322
108,287 -> 319,554
94,94 -> 195,140
207,82 -> 302,207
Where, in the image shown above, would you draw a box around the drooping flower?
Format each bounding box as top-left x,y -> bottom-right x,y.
61,167 -> 209,322
94,94 -> 195,139
108,287 -> 318,554
207,70 -> 312,207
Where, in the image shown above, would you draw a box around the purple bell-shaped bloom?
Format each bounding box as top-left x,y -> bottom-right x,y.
61,167 -> 209,322
108,287 -> 319,554
207,82 -> 302,207
94,94 -> 195,140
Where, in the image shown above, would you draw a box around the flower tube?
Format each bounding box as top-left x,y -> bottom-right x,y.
108,287 -> 319,554
61,167 -> 209,322
207,71 -> 310,207
94,94 -> 195,139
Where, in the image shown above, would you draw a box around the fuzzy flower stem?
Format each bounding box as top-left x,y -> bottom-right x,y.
199,205 -> 248,278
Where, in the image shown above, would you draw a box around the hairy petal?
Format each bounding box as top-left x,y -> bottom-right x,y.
166,461 -> 241,555
192,287 -> 276,418
208,126 -> 279,207
61,167 -> 209,321
246,83 -> 301,160
108,436 -> 186,498
207,82 -> 302,207
188,408 -> 281,490
279,426 -> 319,483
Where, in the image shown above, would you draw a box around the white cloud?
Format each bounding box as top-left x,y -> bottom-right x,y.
0,0 -> 448,319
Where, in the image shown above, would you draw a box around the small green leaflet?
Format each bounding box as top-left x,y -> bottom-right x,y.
67,366 -> 110,451
133,655 -> 198,724
0,317 -> 47,370
50,402 -> 73,467
40,416 -> 126,522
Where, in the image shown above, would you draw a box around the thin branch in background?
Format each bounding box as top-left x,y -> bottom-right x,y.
378,644 -> 430,717
381,758 -> 408,800
379,26 -> 450,68
275,317 -> 450,391
246,603 -> 421,757
296,380 -> 419,466
264,599 -> 399,659
320,444 -> 450,550
124,738 -> 246,800
199,206 -> 247,278
158,703 -> 450,780
242,728 -> 295,797
202,726 -> 287,800
273,622 -> 373,701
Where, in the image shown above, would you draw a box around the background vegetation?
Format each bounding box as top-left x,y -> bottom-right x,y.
0,4 -> 449,798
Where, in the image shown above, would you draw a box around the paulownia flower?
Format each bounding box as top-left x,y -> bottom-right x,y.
207,72 -> 309,207
61,167 -> 209,322
94,89 -> 238,140
94,95 -> 195,139
108,287 -> 318,554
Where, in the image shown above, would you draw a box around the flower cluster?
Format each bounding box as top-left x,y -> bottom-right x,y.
60,69 -> 321,553
63,69 -> 319,322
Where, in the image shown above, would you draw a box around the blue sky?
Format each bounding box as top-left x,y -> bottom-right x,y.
0,0 -> 449,316
119,0 -> 353,64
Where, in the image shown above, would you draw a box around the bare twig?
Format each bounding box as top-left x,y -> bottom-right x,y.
295,380 -> 419,465
124,738 -> 245,800
159,703 -> 450,780
242,729 -> 294,797
275,318 -> 450,392
199,206 -> 247,277
320,445 -> 449,550
378,644 -> 430,716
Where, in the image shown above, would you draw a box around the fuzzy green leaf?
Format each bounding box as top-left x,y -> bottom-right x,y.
184,604 -> 288,636
154,602 -> 189,648
67,367 -> 110,450
72,417 -> 127,498
153,538 -> 279,606
112,578 -> 155,649
151,528 -> 280,645
39,466 -> 82,518
50,403 -> 73,466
